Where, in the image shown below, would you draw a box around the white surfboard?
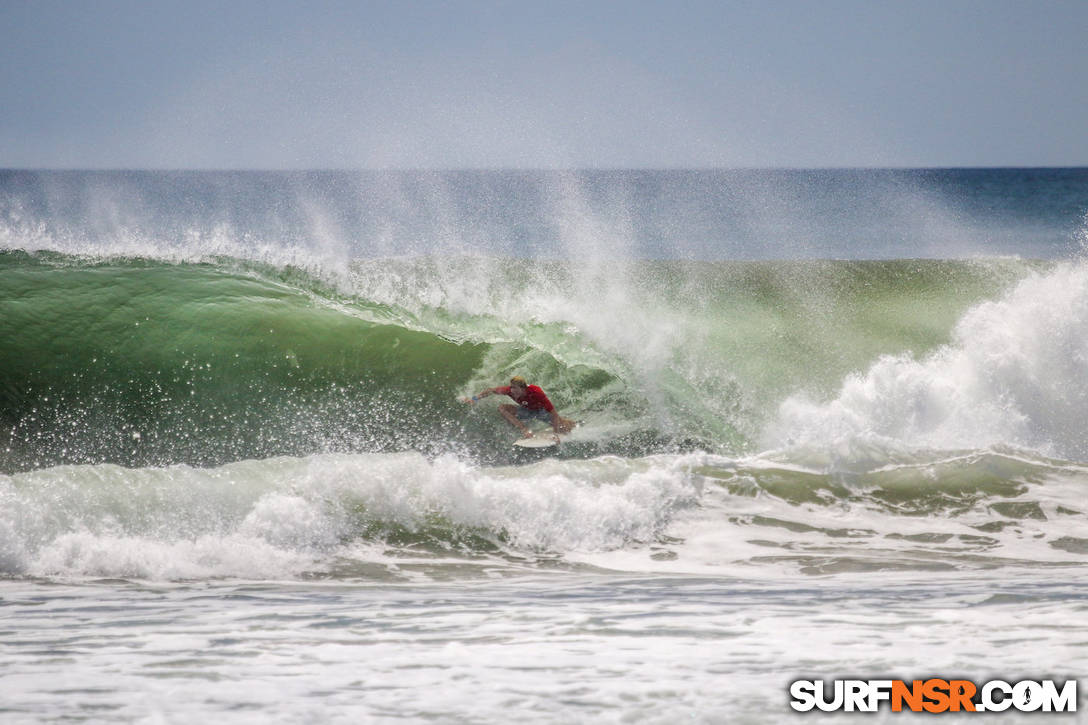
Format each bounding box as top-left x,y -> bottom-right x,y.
513,432 -> 562,448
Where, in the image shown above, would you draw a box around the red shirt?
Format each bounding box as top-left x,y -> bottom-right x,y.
496,385 -> 555,412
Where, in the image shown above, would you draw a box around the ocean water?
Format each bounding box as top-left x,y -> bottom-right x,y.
2,169 -> 1088,722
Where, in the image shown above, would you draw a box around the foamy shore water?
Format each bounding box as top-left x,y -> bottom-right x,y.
2,572 -> 1086,724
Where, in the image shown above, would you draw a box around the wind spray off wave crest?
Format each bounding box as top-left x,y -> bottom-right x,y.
767,260 -> 1088,461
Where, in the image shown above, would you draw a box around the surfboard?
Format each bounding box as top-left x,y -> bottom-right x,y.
513,432 -> 562,448
511,420 -> 581,448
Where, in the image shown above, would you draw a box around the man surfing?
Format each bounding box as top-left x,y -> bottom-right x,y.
466,376 -> 576,440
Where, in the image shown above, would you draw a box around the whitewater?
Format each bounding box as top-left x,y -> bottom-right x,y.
2,169 -> 1087,723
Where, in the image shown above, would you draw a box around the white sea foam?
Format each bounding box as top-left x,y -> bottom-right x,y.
5,446 -> 1087,584
767,261 -> 1088,460
0,452 -> 704,580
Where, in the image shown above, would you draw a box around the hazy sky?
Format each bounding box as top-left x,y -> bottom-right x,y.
2,0 -> 1086,169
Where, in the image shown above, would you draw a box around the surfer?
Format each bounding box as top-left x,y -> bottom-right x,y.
467,376 -> 576,439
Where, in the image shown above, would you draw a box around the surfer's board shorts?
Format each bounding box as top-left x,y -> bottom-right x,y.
515,407 -> 553,423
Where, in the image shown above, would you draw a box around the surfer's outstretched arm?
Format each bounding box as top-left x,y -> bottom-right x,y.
549,409 -> 575,436
466,387 -> 502,403
549,410 -> 562,436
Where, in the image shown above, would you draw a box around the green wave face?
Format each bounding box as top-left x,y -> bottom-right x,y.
0,251 -> 1041,470
0,252 -> 489,469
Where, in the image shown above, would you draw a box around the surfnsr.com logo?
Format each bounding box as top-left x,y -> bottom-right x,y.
789,679 -> 1078,713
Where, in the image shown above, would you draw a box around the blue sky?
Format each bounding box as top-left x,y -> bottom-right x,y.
2,0 -> 1086,168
